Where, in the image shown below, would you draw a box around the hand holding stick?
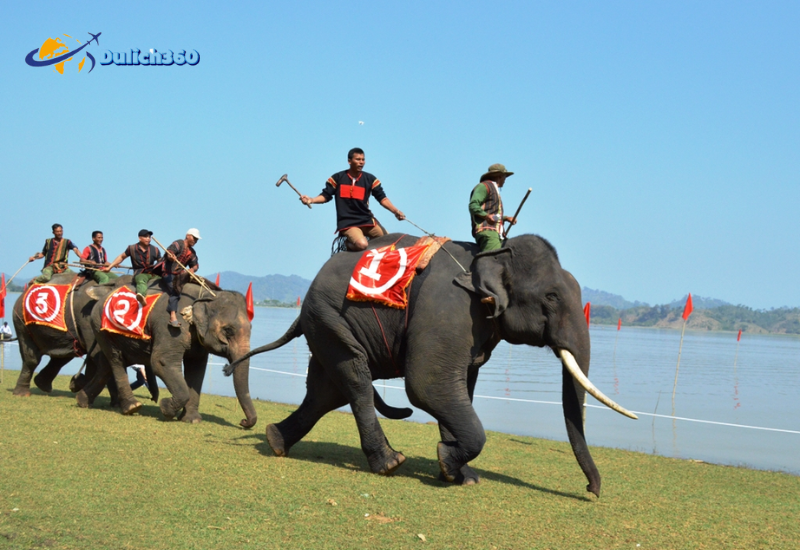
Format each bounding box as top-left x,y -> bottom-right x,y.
151,236 -> 217,297
276,174 -> 312,209
503,187 -> 532,243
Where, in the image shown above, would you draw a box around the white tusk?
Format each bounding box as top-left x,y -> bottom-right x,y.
559,349 -> 638,420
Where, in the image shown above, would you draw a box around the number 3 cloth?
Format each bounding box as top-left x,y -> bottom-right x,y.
346,243 -> 431,309
22,284 -> 74,331
101,287 -> 162,339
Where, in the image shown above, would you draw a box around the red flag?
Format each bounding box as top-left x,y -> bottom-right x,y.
583,302 -> 591,327
296,297 -> 301,307
682,293 -> 693,321
215,273 -> 220,287
617,318 -> 622,331
245,282 -> 254,322
0,273 -> 6,318
737,329 -> 742,342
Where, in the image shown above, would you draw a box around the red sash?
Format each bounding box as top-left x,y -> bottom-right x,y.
23,284 -> 73,331
346,243 -> 431,309
100,287 -> 162,340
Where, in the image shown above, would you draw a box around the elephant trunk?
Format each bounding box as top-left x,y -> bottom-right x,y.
229,345 -> 257,429
558,342 -> 602,497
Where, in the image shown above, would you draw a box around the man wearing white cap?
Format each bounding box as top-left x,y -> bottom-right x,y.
163,228 -> 201,327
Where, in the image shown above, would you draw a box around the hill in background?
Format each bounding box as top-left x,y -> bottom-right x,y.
207,271 -> 311,304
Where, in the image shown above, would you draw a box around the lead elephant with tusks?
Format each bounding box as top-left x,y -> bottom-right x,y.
226,233 -> 637,497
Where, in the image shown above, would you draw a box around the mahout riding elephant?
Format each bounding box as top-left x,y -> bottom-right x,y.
10,273 -> 127,398
72,276 -> 262,427
226,233 -> 636,497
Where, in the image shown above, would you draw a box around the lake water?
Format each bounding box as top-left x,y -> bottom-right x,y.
3,297 -> 798,475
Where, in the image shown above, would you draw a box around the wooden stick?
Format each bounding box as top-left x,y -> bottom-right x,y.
2,259 -> 32,293
502,187 -> 532,244
151,236 -> 216,297
66,263 -> 128,274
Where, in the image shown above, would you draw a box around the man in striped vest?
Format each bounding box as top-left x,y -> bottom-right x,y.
29,224 -> 81,283
104,229 -> 162,305
163,228 -> 201,328
79,231 -> 118,285
468,164 -> 518,252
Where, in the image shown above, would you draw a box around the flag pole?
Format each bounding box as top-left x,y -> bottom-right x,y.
672,318 -> 687,412
672,293 -> 693,415
733,330 -> 741,373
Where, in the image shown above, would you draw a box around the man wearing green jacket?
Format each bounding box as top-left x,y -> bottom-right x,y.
469,163 -> 517,251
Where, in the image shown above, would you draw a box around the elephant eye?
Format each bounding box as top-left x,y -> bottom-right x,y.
223,326 -> 235,338
546,293 -> 558,301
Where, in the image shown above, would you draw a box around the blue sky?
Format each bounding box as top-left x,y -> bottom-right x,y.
2,1 -> 798,309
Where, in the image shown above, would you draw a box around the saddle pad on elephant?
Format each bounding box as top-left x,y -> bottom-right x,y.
346,242 -> 432,309
412,235 -> 452,273
101,287 -> 162,340
22,284 -> 74,331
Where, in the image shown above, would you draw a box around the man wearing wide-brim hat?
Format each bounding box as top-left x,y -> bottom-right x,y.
468,163 -> 517,251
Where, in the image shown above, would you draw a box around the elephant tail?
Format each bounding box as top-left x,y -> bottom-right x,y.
222,316 -> 303,377
372,387 -> 413,420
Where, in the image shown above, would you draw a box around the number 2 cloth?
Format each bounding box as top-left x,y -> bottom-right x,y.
22,284 -> 74,331
346,243 -> 431,309
100,287 -> 162,340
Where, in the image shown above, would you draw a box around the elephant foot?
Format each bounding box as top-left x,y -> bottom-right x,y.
33,374 -> 53,393
368,449 -> 406,476
266,424 -> 288,456
69,373 -> 87,393
159,398 -> 177,419
180,409 -> 203,424
13,386 -> 32,397
76,390 -> 91,408
121,399 -> 142,415
438,464 -> 481,485
437,441 -> 475,483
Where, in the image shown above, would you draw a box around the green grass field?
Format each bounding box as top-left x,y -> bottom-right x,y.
0,372 -> 797,549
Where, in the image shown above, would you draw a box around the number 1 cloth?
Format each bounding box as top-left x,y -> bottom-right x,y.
346,243 -> 431,309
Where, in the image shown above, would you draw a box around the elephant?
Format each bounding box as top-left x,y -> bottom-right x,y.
73,276 -> 260,427
226,233 -> 636,497
9,273 -> 133,399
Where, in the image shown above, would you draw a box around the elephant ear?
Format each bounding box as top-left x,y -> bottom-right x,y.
190,300 -> 211,338
453,247 -> 513,318
84,285 -> 115,301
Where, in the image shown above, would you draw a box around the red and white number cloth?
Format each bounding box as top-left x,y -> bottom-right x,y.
346,243 -> 431,309
23,284 -> 73,331
101,287 -> 162,340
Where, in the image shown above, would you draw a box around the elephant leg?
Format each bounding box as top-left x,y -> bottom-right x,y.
316,332 -> 405,475
266,356 -> 349,456
104,346 -> 142,415
13,333 -> 41,397
76,355 -> 112,408
153,351 -> 191,420
436,366 -> 482,485
33,356 -> 72,393
179,352 -> 209,424
406,366 -> 486,485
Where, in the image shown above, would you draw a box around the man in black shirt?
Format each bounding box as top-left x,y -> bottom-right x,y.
300,148 -> 405,251
104,229 -> 162,305
29,224 -> 81,283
